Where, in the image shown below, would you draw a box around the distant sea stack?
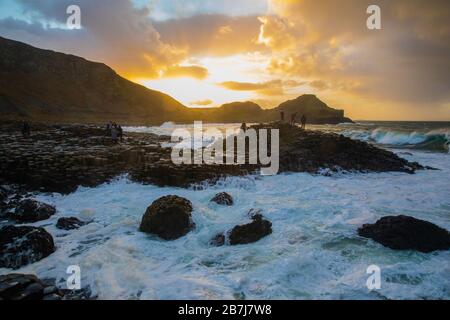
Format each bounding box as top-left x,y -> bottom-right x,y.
0,36 -> 352,125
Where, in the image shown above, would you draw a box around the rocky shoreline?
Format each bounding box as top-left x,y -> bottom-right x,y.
1,121 -> 447,300
0,121 -> 426,195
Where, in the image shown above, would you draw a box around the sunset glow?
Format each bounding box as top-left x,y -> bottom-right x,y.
1,0 -> 449,120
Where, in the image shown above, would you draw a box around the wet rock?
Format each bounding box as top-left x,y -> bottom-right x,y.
0,225 -> 55,269
211,210 -> 272,246
0,274 -> 44,300
358,215 -> 450,253
13,199 -> 56,223
0,274 -> 90,300
0,122 -> 426,196
139,195 -> 194,240
56,217 -> 86,230
229,214 -> 272,245
211,192 -> 234,206
210,233 -> 226,247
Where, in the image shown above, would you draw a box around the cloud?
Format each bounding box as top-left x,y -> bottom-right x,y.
0,0 -> 186,78
162,65 -> 209,79
260,0 -> 450,108
189,99 -> 214,106
219,79 -> 302,96
154,14 -> 266,57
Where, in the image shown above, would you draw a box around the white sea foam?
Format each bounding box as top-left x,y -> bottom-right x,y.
1,149 -> 449,300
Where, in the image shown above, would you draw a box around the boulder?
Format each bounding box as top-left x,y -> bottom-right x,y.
0,274 -> 45,300
56,217 -> 86,230
0,225 -> 55,269
139,195 -> 194,240
13,199 -> 56,223
210,210 -> 272,246
358,215 -> 450,253
210,192 -> 234,206
0,274 -> 90,300
229,214 -> 272,245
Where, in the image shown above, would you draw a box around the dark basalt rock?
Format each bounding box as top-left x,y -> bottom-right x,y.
0,274 -> 45,300
212,211 -> 272,246
358,215 -> 450,253
211,192 -> 234,206
0,225 -> 55,269
13,199 -> 56,223
229,214 -> 272,245
0,122 -> 427,195
56,217 -> 86,230
0,274 -> 93,300
139,195 -> 194,240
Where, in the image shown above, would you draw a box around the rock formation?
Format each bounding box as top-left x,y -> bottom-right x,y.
0,225 -> 55,269
210,192 -> 234,206
139,195 -> 195,240
358,215 -> 450,253
0,122 -> 426,195
56,217 -> 87,230
13,199 -> 56,223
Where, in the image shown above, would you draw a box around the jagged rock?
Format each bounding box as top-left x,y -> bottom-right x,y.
56,217 -> 86,230
0,122 -> 426,195
211,192 -> 234,206
358,215 -> 450,253
0,274 -> 92,300
211,211 -> 272,246
229,214 -> 272,245
13,199 -> 56,223
139,195 -> 194,240
0,274 -> 44,300
0,225 -> 55,269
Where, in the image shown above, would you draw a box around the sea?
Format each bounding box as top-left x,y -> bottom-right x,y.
2,121 -> 449,300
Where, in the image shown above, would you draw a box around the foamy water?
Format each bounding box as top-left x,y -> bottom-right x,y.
1,122 -> 450,300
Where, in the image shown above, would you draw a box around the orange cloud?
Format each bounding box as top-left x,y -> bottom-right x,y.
162,65 -> 209,79
190,99 -> 214,106
219,80 -> 303,96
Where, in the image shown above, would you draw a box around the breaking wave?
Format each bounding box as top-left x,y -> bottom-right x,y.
343,128 -> 450,152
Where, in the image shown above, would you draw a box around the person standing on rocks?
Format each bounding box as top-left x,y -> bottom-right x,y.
111,123 -> 118,144
280,109 -> 285,122
117,125 -> 123,142
290,113 -> 298,126
106,121 -> 112,136
21,121 -> 30,137
301,114 -> 307,130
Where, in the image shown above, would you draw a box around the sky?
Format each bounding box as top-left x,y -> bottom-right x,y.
0,0 -> 449,120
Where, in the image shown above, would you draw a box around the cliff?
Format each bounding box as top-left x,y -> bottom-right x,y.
0,36 -> 352,125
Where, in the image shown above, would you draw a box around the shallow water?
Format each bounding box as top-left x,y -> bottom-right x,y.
1,122 -> 450,300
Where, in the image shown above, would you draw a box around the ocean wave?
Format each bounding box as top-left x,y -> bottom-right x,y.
343,128 -> 450,152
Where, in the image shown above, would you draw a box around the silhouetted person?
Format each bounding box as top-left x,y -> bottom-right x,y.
240,122 -> 247,132
106,121 -> 112,136
111,124 -> 118,144
301,114 -> 307,130
117,125 -> 123,142
290,113 -> 298,126
280,109 -> 285,122
21,121 -> 30,137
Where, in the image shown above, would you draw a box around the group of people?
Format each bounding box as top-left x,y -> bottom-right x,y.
280,110 -> 307,129
238,110 -> 307,133
106,122 -> 123,143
